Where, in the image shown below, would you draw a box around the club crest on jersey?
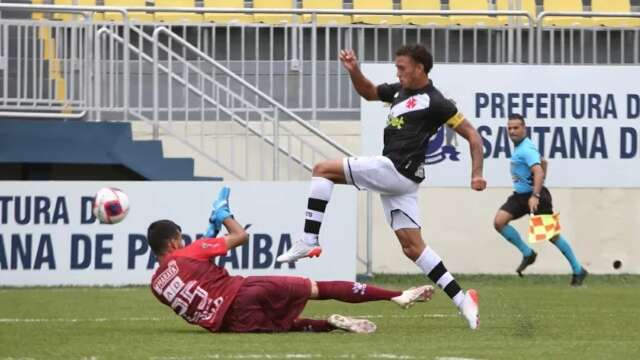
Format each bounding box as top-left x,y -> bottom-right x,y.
424,127 -> 460,165
390,94 -> 430,118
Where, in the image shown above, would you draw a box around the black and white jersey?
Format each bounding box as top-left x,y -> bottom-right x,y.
377,80 -> 464,183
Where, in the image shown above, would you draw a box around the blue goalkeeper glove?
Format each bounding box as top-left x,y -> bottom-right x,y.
204,186 -> 233,238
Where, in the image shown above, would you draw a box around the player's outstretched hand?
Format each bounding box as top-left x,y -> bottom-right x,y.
205,186 -> 232,238
471,177 -> 486,191
339,49 -> 359,73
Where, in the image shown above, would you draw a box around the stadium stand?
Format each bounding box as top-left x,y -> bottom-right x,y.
495,0 -> 537,25
592,0 -> 640,27
253,0 -> 295,24
542,0 -> 592,26
352,0 -> 401,25
203,0 -> 253,24
302,0 -> 351,25
0,120 -> 210,180
103,0 -> 153,22
154,0 -> 203,23
448,0 -> 499,26
400,0 -> 450,26
53,0 -> 103,21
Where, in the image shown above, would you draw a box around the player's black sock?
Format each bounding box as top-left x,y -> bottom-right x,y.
302,177 -> 334,246
415,247 -> 465,307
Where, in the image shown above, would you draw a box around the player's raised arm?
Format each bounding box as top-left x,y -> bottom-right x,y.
221,217 -> 249,250
453,119 -> 486,191
339,49 -> 379,101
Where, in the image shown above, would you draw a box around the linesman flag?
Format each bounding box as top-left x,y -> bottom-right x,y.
528,213 -> 561,244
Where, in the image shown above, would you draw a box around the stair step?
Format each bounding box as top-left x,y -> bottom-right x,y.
0,119 -> 205,180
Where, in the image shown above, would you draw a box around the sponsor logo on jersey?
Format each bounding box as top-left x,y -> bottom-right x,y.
201,241 -> 219,249
387,115 -> 405,129
153,259 -> 179,294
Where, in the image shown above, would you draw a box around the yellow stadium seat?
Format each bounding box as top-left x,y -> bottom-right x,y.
352,0 -> 401,25
154,0 -> 204,23
496,0 -> 536,25
253,0 -> 295,25
448,0 -> 499,26
542,0 -> 592,26
592,0 -> 640,27
53,0 -> 103,21
401,0 -> 449,26
203,0 -> 253,24
302,0 -> 351,25
32,0 -> 45,20
103,0 -> 154,22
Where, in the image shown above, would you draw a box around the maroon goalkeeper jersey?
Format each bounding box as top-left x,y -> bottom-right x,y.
150,237 -> 244,332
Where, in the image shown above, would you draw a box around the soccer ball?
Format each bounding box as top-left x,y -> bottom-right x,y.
92,187 -> 130,224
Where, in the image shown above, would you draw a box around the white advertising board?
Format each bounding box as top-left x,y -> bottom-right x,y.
0,182 -> 357,285
361,64 -> 640,187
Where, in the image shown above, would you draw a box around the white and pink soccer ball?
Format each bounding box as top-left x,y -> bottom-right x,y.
92,187 -> 130,224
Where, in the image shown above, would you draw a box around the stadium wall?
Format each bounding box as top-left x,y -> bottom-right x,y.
360,187 -> 640,275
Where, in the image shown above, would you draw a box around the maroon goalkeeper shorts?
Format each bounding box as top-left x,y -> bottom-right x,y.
220,275 -> 311,332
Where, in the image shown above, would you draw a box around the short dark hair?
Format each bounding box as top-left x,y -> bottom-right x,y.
508,113 -> 526,126
395,44 -> 433,74
147,220 -> 182,255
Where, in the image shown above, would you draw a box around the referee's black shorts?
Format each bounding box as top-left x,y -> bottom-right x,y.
499,186 -> 553,220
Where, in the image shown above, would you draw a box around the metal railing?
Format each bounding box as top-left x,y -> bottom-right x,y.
94,24 -> 353,180
536,11 -> 640,64
2,5 -> 640,122
152,26 -> 353,179
0,3 -> 131,118
0,4 -> 538,120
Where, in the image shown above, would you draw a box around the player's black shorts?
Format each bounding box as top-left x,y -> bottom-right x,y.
499,186 -> 553,220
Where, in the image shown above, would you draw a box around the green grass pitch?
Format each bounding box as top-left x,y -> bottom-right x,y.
1,275 -> 639,360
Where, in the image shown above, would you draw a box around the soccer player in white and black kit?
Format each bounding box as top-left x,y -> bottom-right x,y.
277,44 -> 487,330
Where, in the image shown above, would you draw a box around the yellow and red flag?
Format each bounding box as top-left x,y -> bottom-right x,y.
528,213 -> 561,244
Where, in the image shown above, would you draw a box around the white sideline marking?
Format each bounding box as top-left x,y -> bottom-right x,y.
148,354 -> 437,360
0,317 -> 169,323
147,356 -> 482,360
0,313 -> 455,323
0,288 -> 138,293
149,355 -> 322,360
359,314 -> 456,319
371,354 -> 416,359
0,357 -> 100,360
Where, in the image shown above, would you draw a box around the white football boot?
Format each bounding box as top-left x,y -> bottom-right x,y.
275,239 -> 322,263
391,285 -> 435,309
459,289 -> 480,330
328,314 -> 377,334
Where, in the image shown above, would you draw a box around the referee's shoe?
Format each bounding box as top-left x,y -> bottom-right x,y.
516,250 -> 537,277
276,240 -> 322,263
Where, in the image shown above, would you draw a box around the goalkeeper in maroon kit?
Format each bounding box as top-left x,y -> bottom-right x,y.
147,186 -> 434,334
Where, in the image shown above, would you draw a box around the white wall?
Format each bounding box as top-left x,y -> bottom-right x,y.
361,187 -> 639,274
